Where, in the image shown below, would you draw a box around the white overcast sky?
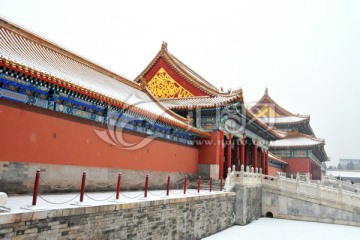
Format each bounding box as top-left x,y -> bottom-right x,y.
1,0 -> 360,166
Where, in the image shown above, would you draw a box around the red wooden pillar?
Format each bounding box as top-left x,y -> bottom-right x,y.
240,135 -> 245,168
261,150 -> 265,174
253,141 -> 258,171
265,150 -> 269,175
219,131 -> 225,179
235,138 -> 240,171
226,134 -> 232,172
245,145 -> 250,169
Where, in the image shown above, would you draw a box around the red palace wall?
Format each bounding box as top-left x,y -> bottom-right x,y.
283,157 -> 321,180
198,131 -> 221,166
0,100 -> 199,174
283,157 -> 311,174
268,166 -> 284,176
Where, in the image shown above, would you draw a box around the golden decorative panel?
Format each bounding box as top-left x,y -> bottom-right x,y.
255,104 -> 280,117
147,68 -> 193,98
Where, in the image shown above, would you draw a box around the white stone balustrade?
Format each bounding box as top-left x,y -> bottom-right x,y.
0,192 -> 10,213
224,166 -> 360,208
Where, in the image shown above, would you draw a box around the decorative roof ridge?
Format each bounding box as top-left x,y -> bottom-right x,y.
168,53 -> 219,91
0,16 -> 141,90
134,46 -> 164,83
161,51 -> 218,96
134,42 -> 235,97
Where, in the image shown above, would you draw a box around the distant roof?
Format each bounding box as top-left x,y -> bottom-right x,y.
135,42 -> 242,97
251,88 -> 310,118
0,17 -> 209,136
251,88 -> 315,136
270,131 -> 324,148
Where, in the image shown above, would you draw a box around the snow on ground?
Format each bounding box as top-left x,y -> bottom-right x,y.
326,170 -> 360,178
203,218 -> 360,240
2,189 -> 223,214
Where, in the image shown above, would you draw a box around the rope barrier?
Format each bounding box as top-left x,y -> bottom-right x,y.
148,191 -> 166,197
40,177 -> 80,190
170,190 -> 183,195
84,193 -> 116,202
186,189 -> 200,195
120,192 -> 143,199
85,179 -> 113,188
38,194 -> 80,205
31,169 -> 229,208
122,180 -> 145,186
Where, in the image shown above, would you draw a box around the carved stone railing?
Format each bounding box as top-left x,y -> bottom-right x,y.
225,165 -> 360,208
224,165 -> 262,191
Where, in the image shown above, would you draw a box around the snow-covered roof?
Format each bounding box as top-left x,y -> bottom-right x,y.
259,115 -> 309,125
270,132 -> 324,148
0,18 -> 209,136
160,94 -> 241,109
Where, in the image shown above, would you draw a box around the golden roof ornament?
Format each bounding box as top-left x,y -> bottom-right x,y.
162,41 -> 168,50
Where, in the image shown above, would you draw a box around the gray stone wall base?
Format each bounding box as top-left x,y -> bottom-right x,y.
0,193 -> 236,239
234,185 -> 262,225
198,164 -> 219,180
0,161 -> 196,194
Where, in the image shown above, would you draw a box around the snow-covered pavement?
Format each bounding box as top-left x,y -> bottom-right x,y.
3,189 -> 223,214
203,218 -> 360,240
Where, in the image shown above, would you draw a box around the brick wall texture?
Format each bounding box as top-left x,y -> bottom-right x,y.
0,193 -> 236,240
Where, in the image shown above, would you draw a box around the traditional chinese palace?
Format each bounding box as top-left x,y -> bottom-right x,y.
0,17 -> 328,192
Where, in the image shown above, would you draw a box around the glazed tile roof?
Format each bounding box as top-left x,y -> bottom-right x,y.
0,18 -> 208,136
270,131 -> 324,148
160,94 -> 241,109
259,115 -> 309,125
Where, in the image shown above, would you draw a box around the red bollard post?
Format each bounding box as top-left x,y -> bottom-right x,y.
80,171 -> 86,202
197,176 -> 201,193
210,177 -> 213,192
144,174 -> 149,198
32,169 -> 40,206
183,175 -> 187,194
166,175 -> 170,196
220,178 -> 223,191
116,173 -> 122,200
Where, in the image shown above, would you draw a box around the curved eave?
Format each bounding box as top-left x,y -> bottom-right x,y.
268,152 -> 288,165
270,143 -> 324,149
142,86 -> 211,137
245,109 -> 286,140
265,116 -> 310,125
